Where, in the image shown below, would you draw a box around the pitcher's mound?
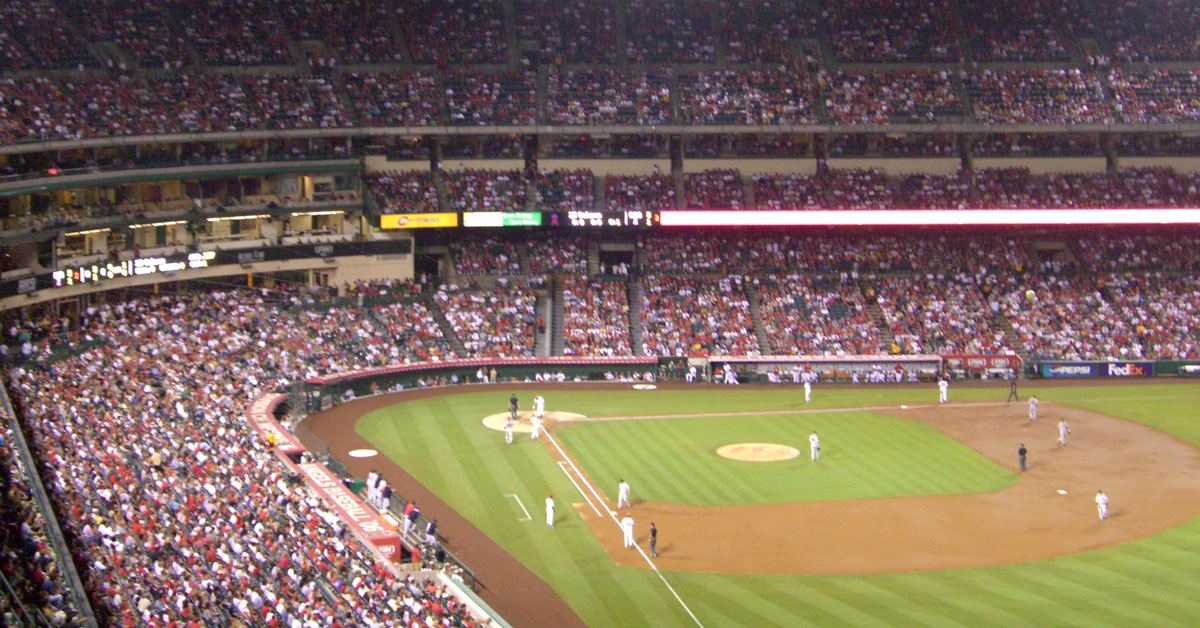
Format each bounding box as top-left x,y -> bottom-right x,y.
717,442 -> 800,462
482,411 -> 587,432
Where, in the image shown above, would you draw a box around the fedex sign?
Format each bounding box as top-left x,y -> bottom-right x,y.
1104,362 -> 1154,377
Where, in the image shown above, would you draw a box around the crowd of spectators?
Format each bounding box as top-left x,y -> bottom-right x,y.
639,274 -> 760,357
453,237 -> 522,275
172,0 -> 292,66
1073,235 -> 1200,272
683,169 -> 744,209
753,173 -> 824,209
434,282 -> 538,358
605,174 -> 676,212
0,0 -> 95,71
443,169 -> 527,213
624,0 -> 715,63
719,0 -> 820,64
1108,69 -> 1200,123
545,70 -> 671,126
677,70 -> 821,125
65,0 -> 189,69
399,0 -> 507,65
756,275 -> 884,356
515,0 -> 616,63
536,169 -> 595,213
7,291 -> 484,627
0,419 -> 80,627
372,301 -> 456,363
960,0 -> 1086,61
367,170 -> 440,214
968,69 -> 1113,125
826,168 -> 896,209
827,70 -> 963,125
828,0 -> 959,62
281,0 -> 406,64
1098,0 -> 1200,62
525,235 -> 587,275
1096,273 -> 1200,360
995,274 -> 1129,360
344,72 -> 441,127
872,275 -> 1014,354
443,72 -> 537,127
561,276 -> 631,357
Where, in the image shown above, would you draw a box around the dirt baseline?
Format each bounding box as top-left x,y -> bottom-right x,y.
561,400 -> 1200,575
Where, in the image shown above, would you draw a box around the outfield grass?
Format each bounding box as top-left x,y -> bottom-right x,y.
355,383 -> 1200,628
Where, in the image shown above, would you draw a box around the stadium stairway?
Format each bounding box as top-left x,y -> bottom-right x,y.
859,280 -> 894,350
550,276 -> 566,356
747,283 -> 773,353
993,313 -> 1032,371
587,241 -> 600,276
628,277 -> 644,356
517,240 -> 533,274
423,292 -> 469,357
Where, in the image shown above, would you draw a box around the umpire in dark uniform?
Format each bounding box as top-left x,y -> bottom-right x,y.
1018,443 -> 1027,472
649,522 -> 658,557
1007,379 -> 1019,403
509,393 -> 519,420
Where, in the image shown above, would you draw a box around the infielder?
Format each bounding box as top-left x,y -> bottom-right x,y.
546,494 -> 555,527
504,417 -> 513,444
1096,490 -> 1108,521
1029,396 -> 1039,422
617,479 -> 631,509
809,430 -> 820,462
938,377 -> 949,403
621,512 -> 635,548
804,379 -> 812,404
1058,418 -> 1071,446
530,414 -> 543,440
533,394 -> 545,419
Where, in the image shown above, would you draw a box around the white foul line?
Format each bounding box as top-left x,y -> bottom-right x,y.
505,493 -> 532,521
557,462 -> 603,517
545,432 -> 706,628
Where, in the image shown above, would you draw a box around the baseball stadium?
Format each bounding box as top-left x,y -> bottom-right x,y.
3,2 -> 1200,627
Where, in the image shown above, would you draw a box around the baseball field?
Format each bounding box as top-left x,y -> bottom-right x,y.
303,380 -> 1200,628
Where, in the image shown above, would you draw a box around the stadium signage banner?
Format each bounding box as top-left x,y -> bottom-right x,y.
1040,362 -> 1156,378
1102,362 -> 1155,377
462,212 -> 542,227
1181,365 -> 1200,377
1040,363 -> 1097,378
380,213 -> 458,229
943,354 -> 1022,370
243,393 -> 305,455
294,462 -> 404,563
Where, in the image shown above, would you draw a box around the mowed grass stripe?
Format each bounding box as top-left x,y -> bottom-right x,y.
1049,559 -> 1189,627
869,573 -> 1020,627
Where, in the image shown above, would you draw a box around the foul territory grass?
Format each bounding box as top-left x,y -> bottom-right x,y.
555,409 -> 1015,506
355,382 -> 1200,628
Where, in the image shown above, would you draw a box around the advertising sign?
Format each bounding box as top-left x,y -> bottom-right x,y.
380,213 -> 458,229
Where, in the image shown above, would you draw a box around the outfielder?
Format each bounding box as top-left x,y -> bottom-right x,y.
1029,396 -> 1039,422
617,479 -> 631,509
533,395 -> 545,419
546,494 -> 555,527
621,512 -> 635,548
1096,490 -> 1108,521
938,377 -> 949,403
1058,418 -> 1071,446
809,430 -> 820,462
530,415 -> 543,440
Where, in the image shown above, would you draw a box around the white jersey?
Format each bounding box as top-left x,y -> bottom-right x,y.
809,433 -> 820,449
533,395 -> 545,415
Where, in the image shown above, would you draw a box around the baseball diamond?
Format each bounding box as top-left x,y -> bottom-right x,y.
300,380 -> 1200,628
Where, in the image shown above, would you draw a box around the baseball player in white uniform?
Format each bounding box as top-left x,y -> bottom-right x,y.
1096,490 -> 1108,521
504,417 -> 513,444
809,431 -> 820,462
533,395 -> 545,419
804,380 -> 812,404
530,415 -> 543,440
617,479 -> 631,509
1029,396 -> 1039,422
938,377 -> 949,403
686,365 -> 697,383
546,494 -> 555,527
621,513 -> 635,548
1058,418 -> 1071,446
723,365 -> 739,385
